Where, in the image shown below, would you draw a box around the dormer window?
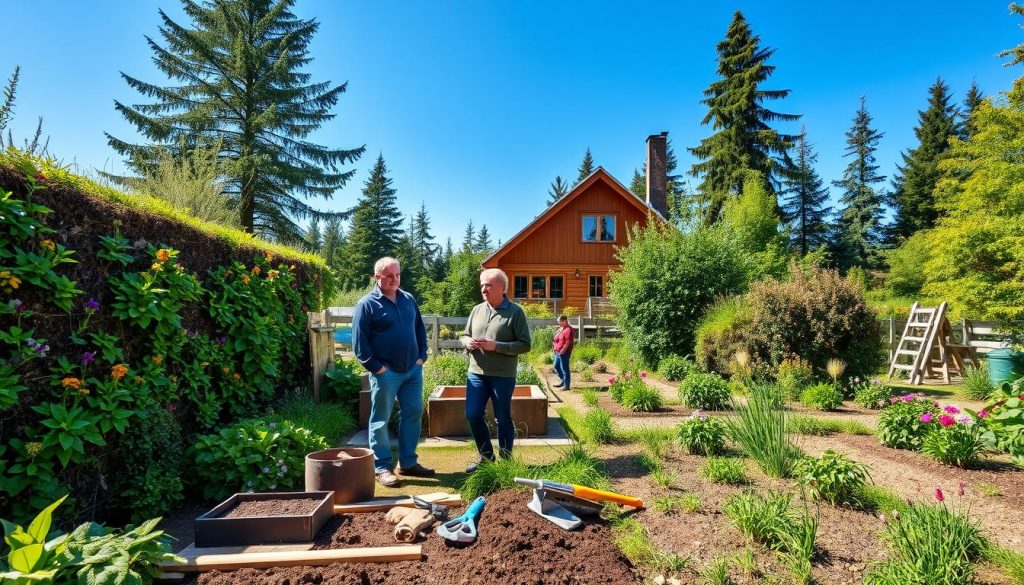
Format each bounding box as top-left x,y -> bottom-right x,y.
582,214 -> 616,242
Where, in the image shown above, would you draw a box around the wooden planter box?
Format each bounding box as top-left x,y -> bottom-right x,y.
427,385 -> 547,437
194,491 -> 334,547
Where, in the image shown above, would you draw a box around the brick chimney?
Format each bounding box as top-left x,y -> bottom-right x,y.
645,132 -> 668,218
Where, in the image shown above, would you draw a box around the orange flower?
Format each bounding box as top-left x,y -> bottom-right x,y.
251,266 -> 261,276
111,364 -> 128,380
232,372 -> 241,381
61,377 -> 83,389
222,366 -> 230,374
156,248 -> 171,263
265,252 -> 275,262
40,239 -> 56,251
241,274 -> 251,284
1,271 -> 21,290
267,270 -> 279,281
151,355 -> 163,366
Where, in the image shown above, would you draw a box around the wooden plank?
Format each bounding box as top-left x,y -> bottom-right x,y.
154,572 -> 185,583
334,492 -> 462,514
161,545 -> 421,572
177,542 -> 315,561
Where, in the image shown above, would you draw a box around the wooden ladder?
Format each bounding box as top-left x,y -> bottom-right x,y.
887,302 -> 946,385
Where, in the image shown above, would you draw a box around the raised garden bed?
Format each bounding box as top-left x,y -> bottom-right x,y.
195,491 -> 334,547
427,385 -> 548,437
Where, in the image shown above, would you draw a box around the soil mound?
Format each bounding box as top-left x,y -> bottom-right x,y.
196,489 -> 640,584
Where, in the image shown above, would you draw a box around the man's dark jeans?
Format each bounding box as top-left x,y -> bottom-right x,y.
553,350 -> 571,388
465,372 -> 516,460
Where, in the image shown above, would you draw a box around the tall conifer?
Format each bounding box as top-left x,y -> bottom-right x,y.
962,80 -> 984,139
832,97 -> 886,269
548,176 -> 569,204
461,220 -> 475,252
475,225 -> 493,254
689,11 -> 799,221
780,130 -> 831,255
575,148 -> 595,184
106,0 -> 363,239
343,155 -> 403,285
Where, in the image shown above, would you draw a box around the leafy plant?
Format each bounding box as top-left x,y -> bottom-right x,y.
877,393 -> 939,450
676,410 -> 727,455
920,413 -> 987,467
573,344 -> 603,365
794,450 -> 871,506
700,457 -> 748,485
621,381 -> 662,412
799,382 -> 844,411
580,387 -> 599,407
723,490 -> 795,549
109,246 -> 204,339
422,350 -> 469,403
726,386 -> 802,477
61,518 -> 182,584
961,363 -> 995,401
679,371 -> 731,410
776,356 -> 814,401
658,354 -> 694,381
110,406 -> 184,523
322,357 -> 362,407
975,380 -> 1024,467
852,377 -> 894,409
515,361 -> 542,386
0,495 -> 71,581
786,415 -> 873,436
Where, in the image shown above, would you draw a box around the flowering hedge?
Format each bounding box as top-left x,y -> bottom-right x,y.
0,155 -> 330,522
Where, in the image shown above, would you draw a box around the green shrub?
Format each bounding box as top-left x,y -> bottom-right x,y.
921,417 -> 987,467
700,457 -> 748,485
679,372 -> 731,410
852,377 -> 894,409
865,500 -> 984,585
695,296 -> 750,376
883,230 -> 931,298
877,394 -> 939,450
110,407 -> 184,522
423,350 -> 469,403
322,357 -> 362,407
794,450 -> 871,506
530,326 -> 557,358
579,367 -> 595,382
581,387 -> 599,407
726,386 -> 802,477
776,356 -> 815,401
516,362 -> 542,386
787,415 -> 874,436
977,381 -> 1024,468
621,382 -> 663,412
574,344 -> 603,365
581,408 -> 616,444
799,382 -> 844,411
676,411 -> 727,455
658,355 -> 694,382
570,359 -> 588,373
190,418 -> 328,501
961,363 -> 995,401
610,222 -> 748,368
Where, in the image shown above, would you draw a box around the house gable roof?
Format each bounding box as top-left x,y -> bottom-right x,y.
482,166 -> 664,266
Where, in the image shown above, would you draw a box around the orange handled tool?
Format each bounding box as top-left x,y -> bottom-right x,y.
514,478 -> 644,509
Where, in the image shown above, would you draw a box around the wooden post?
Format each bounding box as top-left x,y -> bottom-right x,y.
429,314 -> 440,356
887,317 -> 895,363
576,316 -> 585,343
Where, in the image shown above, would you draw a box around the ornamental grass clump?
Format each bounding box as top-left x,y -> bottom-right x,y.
679,371 -> 731,410
676,410 -> 727,455
580,407 -> 616,444
700,456 -> 749,485
865,489 -> 985,585
876,393 -> 940,450
920,405 -> 987,467
726,385 -> 802,478
460,442 -> 608,500
794,450 -> 871,506
960,363 -> 996,401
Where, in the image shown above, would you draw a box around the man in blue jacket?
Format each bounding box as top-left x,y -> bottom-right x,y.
353,257 -> 434,487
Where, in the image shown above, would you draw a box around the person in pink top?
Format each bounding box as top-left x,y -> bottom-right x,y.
552,315 -> 575,389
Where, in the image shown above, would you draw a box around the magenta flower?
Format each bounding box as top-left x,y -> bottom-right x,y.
944,405 -> 960,414
640,371 -> 647,378
958,482 -> 965,497
939,414 -> 955,427
900,394 -> 914,402
935,488 -> 944,502
920,413 -> 933,423
608,377 -> 617,384
978,410 -> 988,419
889,396 -> 900,403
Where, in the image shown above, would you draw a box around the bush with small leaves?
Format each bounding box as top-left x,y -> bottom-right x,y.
776,356 -> 815,401
676,410 -> 727,455
852,377 -> 894,409
679,372 -> 731,410
621,382 -> 663,412
574,344 -> 603,365
658,355 -> 695,382
800,382 -> 844,411
794,450 -> 871,506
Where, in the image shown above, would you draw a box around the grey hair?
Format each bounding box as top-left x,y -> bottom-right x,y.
374,256 -> 400,274
479,268 -> 508,292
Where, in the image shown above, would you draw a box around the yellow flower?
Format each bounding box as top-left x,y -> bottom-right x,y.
61,377 -> 83,389
151,355 -> 163,366
156,248 -> 171,263
40,239 -> 56,251
133,375 -> 144,384
241,274 -> 251,285
25,442 -> 44,457
222,366 -> 230,374
201,361 -> 210,368
111,364 -> 128,380
79,388 -> 90,396
4,274 -> 20,290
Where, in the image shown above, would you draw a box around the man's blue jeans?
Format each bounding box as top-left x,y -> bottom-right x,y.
553,351 -> 571,388
367,364 -> 423,473
465,372 -> 516,460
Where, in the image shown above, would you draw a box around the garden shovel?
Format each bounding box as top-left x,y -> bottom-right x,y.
435,496 -> 485,544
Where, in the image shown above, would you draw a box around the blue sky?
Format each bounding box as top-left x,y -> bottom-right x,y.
1,1 -> 1021,246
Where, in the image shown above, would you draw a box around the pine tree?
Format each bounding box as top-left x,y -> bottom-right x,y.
412,202 -> 438,273
688,11 -> 799,222
962,80 -> 984,139
435,237 -> 454,281
780,130 -> 831,256
304,217 -> 322,254
461,220 -> 475,252
343,154 -> 403,285
547,176 -> 569,204
106,0 -> 364,239
629,169 -> 645,198
321,218 -> 344,274
475,224 -> 493,254
832,97 -> 886,270
394,218 -> 421,297
575,148 -> 595,184
890,78 -> 960,240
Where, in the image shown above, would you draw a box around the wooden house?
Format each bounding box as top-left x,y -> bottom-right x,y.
482,133 -> 670,316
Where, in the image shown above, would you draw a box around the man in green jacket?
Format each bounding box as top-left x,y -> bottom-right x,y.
460,268 -> 531,472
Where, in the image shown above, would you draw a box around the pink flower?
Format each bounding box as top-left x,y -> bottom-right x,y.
624,371 -> 631,379
978,410 -> 988,419
608,377 -> 616,384
920,413 -> 933,423
935,488 -> 944,502
640,371 -> 647,378
944,405 -> 960,414
956,414 -> 971,425
889,396 -> 900,403
939,414 -> 955,427
958,482 -> 965,497
900,394 -> 914,402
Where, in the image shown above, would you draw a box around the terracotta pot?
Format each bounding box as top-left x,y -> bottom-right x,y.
304,447 -> 375,504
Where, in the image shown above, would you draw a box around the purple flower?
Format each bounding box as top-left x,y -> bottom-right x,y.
81,351 -> 96,365
217,336 -> 228,345
35,344 -> 49,357
84,298 -> 100,312
920,413 -> 933,423
9,299 -> 25,313
956,414 -> 971,425
186,328 -> 198,338
900,394 -> 914,402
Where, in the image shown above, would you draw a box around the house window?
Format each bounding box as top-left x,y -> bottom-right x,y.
589,275 -> 604,297
531,276 -> 547,298
549,276 -> 564,299
513,276 -> 528,299
582,215 -> 616,242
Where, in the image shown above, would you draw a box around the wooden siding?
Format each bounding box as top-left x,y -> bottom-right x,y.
498,263 -> 609,312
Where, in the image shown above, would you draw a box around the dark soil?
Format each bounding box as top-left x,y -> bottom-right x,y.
191,490 -> 640,584
593,392 -> 687,419
221,497 -> 326,519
